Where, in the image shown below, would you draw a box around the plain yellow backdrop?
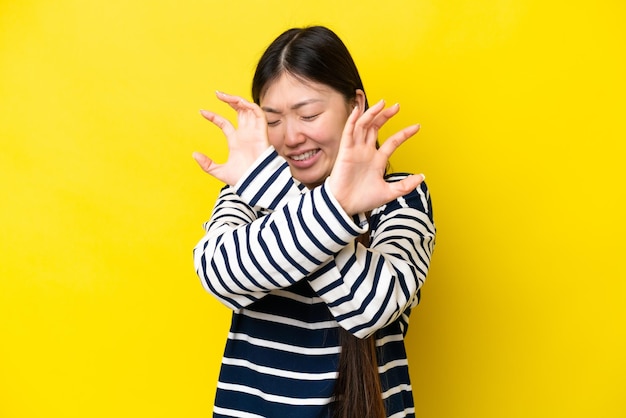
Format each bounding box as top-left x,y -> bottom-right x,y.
1,1 -> 624,417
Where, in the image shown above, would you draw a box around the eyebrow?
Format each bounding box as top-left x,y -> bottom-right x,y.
261,98 -> 323,114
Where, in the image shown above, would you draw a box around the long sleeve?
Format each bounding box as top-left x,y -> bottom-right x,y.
308,177 -> 435,338
232,146 -> 305,211
193,148 -> 436,338
193,147 -> 368,309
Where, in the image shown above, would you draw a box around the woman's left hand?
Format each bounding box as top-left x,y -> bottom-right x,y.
328,100 -> 425,216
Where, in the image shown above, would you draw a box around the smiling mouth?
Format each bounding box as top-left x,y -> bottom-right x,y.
290,149 -> 320,161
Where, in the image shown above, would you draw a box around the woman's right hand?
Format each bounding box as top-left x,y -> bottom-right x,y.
193,91 -> 270,186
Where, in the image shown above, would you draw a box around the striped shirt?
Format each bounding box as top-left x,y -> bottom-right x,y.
193,147 -> 436,418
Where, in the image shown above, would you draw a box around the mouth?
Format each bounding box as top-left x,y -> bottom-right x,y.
290,149 -> 320,161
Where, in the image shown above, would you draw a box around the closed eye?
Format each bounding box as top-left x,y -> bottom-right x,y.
302,113 -> 321,121
267,119 -> 281,127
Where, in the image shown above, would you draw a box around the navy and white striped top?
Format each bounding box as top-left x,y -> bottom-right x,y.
193,147 -> 436,418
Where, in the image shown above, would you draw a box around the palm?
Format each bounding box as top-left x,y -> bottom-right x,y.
193,92 -> 269,186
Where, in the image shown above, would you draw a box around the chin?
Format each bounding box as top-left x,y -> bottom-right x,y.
294,175 -> 324,190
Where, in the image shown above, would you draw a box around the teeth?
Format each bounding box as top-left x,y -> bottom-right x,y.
292,150 -> 318,161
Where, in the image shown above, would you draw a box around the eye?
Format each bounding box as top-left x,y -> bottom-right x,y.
267,119 -> 281,127
301,113 -> 321,121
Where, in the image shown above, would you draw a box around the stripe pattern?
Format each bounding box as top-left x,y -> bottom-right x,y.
194,147 -> 435,417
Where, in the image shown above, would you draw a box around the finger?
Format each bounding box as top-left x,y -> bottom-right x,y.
217,91 -> 263,116
237,101 -> 267,127
370,103 -> 400,131
216,92 -> 266,127
200,109 -> 236,137
340,105 -> 362,147
388,174 -> 426,199
192,151 -> 220,174
378,124 -> 421,159
355,99 -> 386,128
353,99 -> 386,145
216,91 -> 253,116
363,103 -> 400,146
216,91 -> 247,108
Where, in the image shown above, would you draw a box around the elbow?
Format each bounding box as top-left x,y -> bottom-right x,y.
338,271 -> 424,339
193,242 -> 243,310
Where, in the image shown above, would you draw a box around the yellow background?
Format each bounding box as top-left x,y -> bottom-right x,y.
1,1 -> 624,417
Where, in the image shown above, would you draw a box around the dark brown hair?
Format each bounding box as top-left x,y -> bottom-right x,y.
332,221 -> 385,418
252,26 -> 369,112
251,26 -> 385,418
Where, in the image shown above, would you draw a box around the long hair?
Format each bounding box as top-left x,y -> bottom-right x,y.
332,219 -> 386,418
251,26 -> 385,418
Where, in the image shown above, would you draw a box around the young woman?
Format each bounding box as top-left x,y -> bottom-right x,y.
192,26 -> 435,418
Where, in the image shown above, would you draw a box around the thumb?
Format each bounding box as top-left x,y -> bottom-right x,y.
390,174 -> 426,197
192,151 -> 218,174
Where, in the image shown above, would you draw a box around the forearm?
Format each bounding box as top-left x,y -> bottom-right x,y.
308,182 -> 436,338
194,183 -> 367,309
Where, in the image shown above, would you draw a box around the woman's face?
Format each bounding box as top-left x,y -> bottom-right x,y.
260,73 -> 364,189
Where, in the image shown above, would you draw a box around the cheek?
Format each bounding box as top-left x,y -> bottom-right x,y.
312,115 -> 344,139
324,111 -> 348,134
267,128 -> 283,148
317,117 -> 346,147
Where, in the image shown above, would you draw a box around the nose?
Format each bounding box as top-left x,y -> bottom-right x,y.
283,119 -> 305,147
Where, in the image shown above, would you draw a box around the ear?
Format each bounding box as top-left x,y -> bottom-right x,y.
353,89 -> 366,111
